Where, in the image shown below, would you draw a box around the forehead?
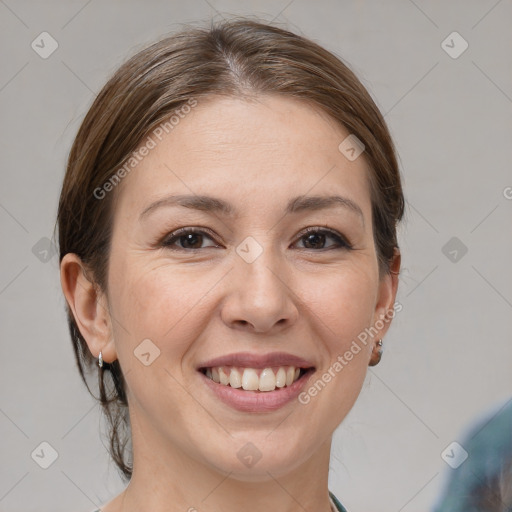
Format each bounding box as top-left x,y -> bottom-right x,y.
114,94 -> 372,220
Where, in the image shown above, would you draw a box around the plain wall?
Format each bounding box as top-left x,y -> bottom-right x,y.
0,1 -> 511,511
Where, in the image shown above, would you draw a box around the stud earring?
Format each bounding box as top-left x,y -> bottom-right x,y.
98,350 -> 103,368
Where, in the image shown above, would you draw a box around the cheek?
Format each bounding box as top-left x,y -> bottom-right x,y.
299,267 -> 378,344
107,260 -> 211,415
290,271 -> 378,436
108,258 -> 217,357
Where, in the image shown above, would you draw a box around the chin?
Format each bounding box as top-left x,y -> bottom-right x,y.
196,433 -> 315,481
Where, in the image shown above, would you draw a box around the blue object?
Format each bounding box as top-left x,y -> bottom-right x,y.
434,398 -> 512,511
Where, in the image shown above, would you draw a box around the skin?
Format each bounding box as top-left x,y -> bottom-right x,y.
61,94 -> 400,512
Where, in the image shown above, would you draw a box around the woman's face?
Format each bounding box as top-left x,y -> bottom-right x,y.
102,94 -> 398,479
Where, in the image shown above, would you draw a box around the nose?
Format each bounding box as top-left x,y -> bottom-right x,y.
220,247 -> 299,334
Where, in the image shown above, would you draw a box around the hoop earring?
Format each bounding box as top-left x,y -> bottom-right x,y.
368,339 -> 383,367
98,350 -> 103,368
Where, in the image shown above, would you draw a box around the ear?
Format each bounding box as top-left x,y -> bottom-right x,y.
60,253 -> 117,364
371,247 -> 401,340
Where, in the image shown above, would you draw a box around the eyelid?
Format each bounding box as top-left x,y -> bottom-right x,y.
293,226 -> 353,250
160,226 -> 220,248
159,225 -> 353,251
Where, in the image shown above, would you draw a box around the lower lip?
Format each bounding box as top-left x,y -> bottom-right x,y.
199,369 -> 315,412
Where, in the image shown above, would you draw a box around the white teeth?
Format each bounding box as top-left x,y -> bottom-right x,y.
204,365 -> 306,392
259,368 -> 276,391
219,367 -> 229,385
285,367 -> 295,386
229,368 -> 242,388
275,367 -> 287,388
242,369 -> 259,391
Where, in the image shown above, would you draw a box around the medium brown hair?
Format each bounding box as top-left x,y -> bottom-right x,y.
57,18 -> 404,481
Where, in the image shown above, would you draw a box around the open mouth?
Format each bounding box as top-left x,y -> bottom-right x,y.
199,365 -> 314,392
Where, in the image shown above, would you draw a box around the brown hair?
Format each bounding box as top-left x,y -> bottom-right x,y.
473,458 -> 512,510
57,18 -> 404,481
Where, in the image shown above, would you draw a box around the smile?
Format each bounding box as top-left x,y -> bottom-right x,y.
197,351 -> 316,412
200,365 -> 309,392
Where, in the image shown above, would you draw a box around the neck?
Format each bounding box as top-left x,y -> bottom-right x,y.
108,412 -> 334,512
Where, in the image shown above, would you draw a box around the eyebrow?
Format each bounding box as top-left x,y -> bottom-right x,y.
139,193 -> 364,224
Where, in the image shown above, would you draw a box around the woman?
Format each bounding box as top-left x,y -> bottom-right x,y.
57,19 -> 403,512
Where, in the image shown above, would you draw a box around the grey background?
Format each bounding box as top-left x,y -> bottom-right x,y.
1,1 -> 511,511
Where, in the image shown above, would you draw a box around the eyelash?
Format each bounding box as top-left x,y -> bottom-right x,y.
160,226 -> 353,252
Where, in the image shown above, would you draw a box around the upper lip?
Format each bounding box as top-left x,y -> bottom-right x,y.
197,351 -> 316,370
